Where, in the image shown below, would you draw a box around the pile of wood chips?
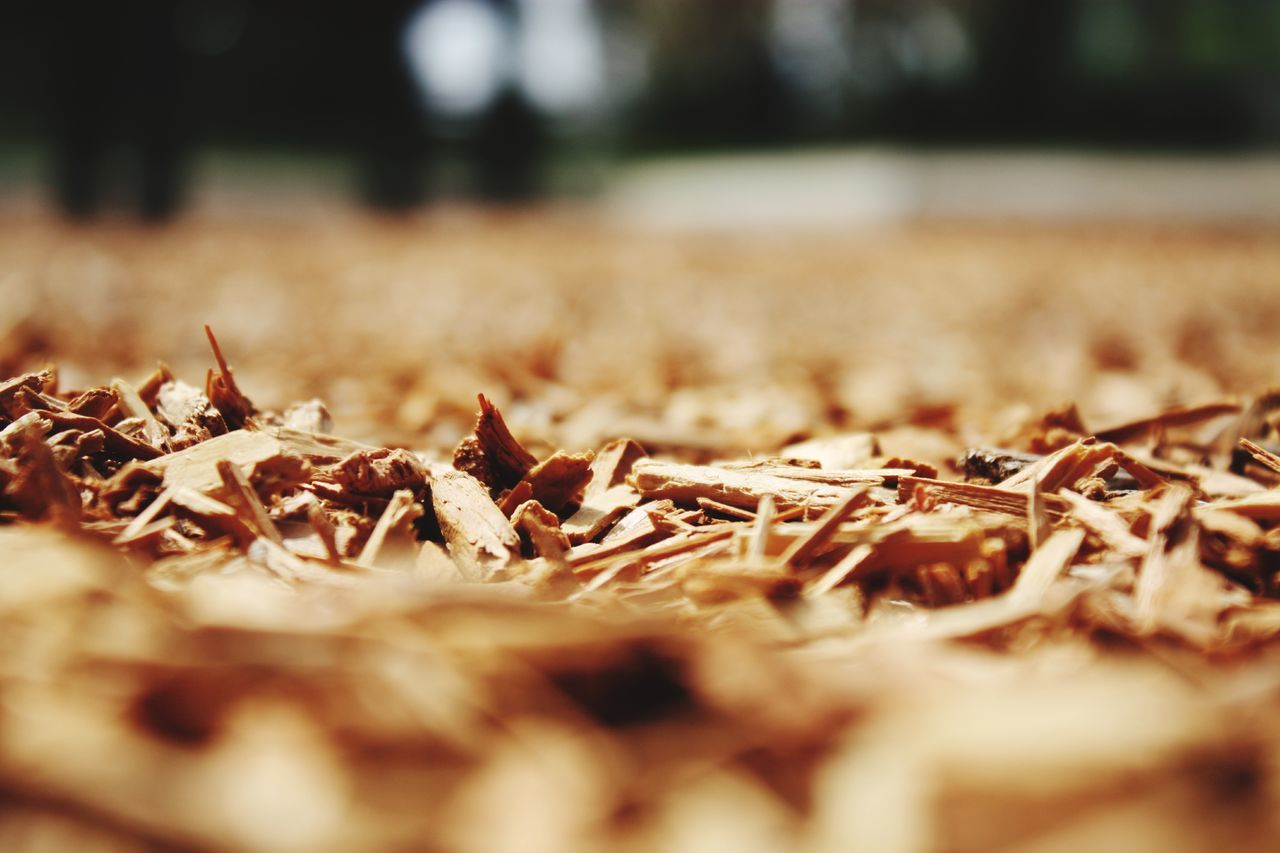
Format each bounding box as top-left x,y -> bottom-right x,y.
3,316 -> 1280,851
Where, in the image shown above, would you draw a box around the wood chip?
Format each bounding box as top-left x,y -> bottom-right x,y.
512,499 -> 571,564
155,378 -> 227,447
0,414 -> 81,524
562,439 -> 646,542
111,378 -> 169,451
1009,527 -> 1086,606
781,487 -> 868,569
1054,489 -> 1147,558
509,449 -> 594,515
0,369 -> 54,421
169,486 -> 256,546
1095,401 -> 1242,445
268,425 -> 377,463
43,411 -> 163,461
898,476 -> 1071,521
749,494 -> 777,563
453,394 -> 538,491
631,459 -> 857,511
567,503 -> 672,568
1238,438 -> 1280,476
305,499 -> 342,564
217,459 -> 284,546
357,489 -> 421,568
429,467 -> 521,580
781,432 -> 879,470
805,544 -> 875,597
327,448 -> 427,497
203,325 -> 256,429
143,430 -> 284,492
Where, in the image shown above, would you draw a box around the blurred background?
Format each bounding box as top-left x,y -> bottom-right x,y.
1,0 -> 1279,221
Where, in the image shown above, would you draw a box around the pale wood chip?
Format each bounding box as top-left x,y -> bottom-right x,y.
114,485 -> 176,544
113,516 -> 176,549
1238,438 -> 1280,476
155,378 -> 227,442
561,438 -> 646,542
143,430 -> 284,492
1010,527 -> 1087,606
305,499 -> 342,564
110,378 -> 169,451
781,432 -> 879,470
268,426 -> 378,463
357,489 -> 422,568
781,487 -> 868,569
512,499 -> 571,565
749,494 -> 777,563
429,468 -> 521,580
1095,401 -> 1242,445
217,459 -> 284,545
898,476 -> 1071,521
1133,486 -> 1224,641
282,399 -> 333,434
169,486 -> 257,546
1055,489 -> 1147,558
1027,477 -> 1050,550
415,541 -> 466,584
631,459 -> 856,511
805,544 -> 875,597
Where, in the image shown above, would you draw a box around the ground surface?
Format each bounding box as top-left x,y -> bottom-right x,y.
4,210 -> 1279,444
2,211 -> 1280,852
